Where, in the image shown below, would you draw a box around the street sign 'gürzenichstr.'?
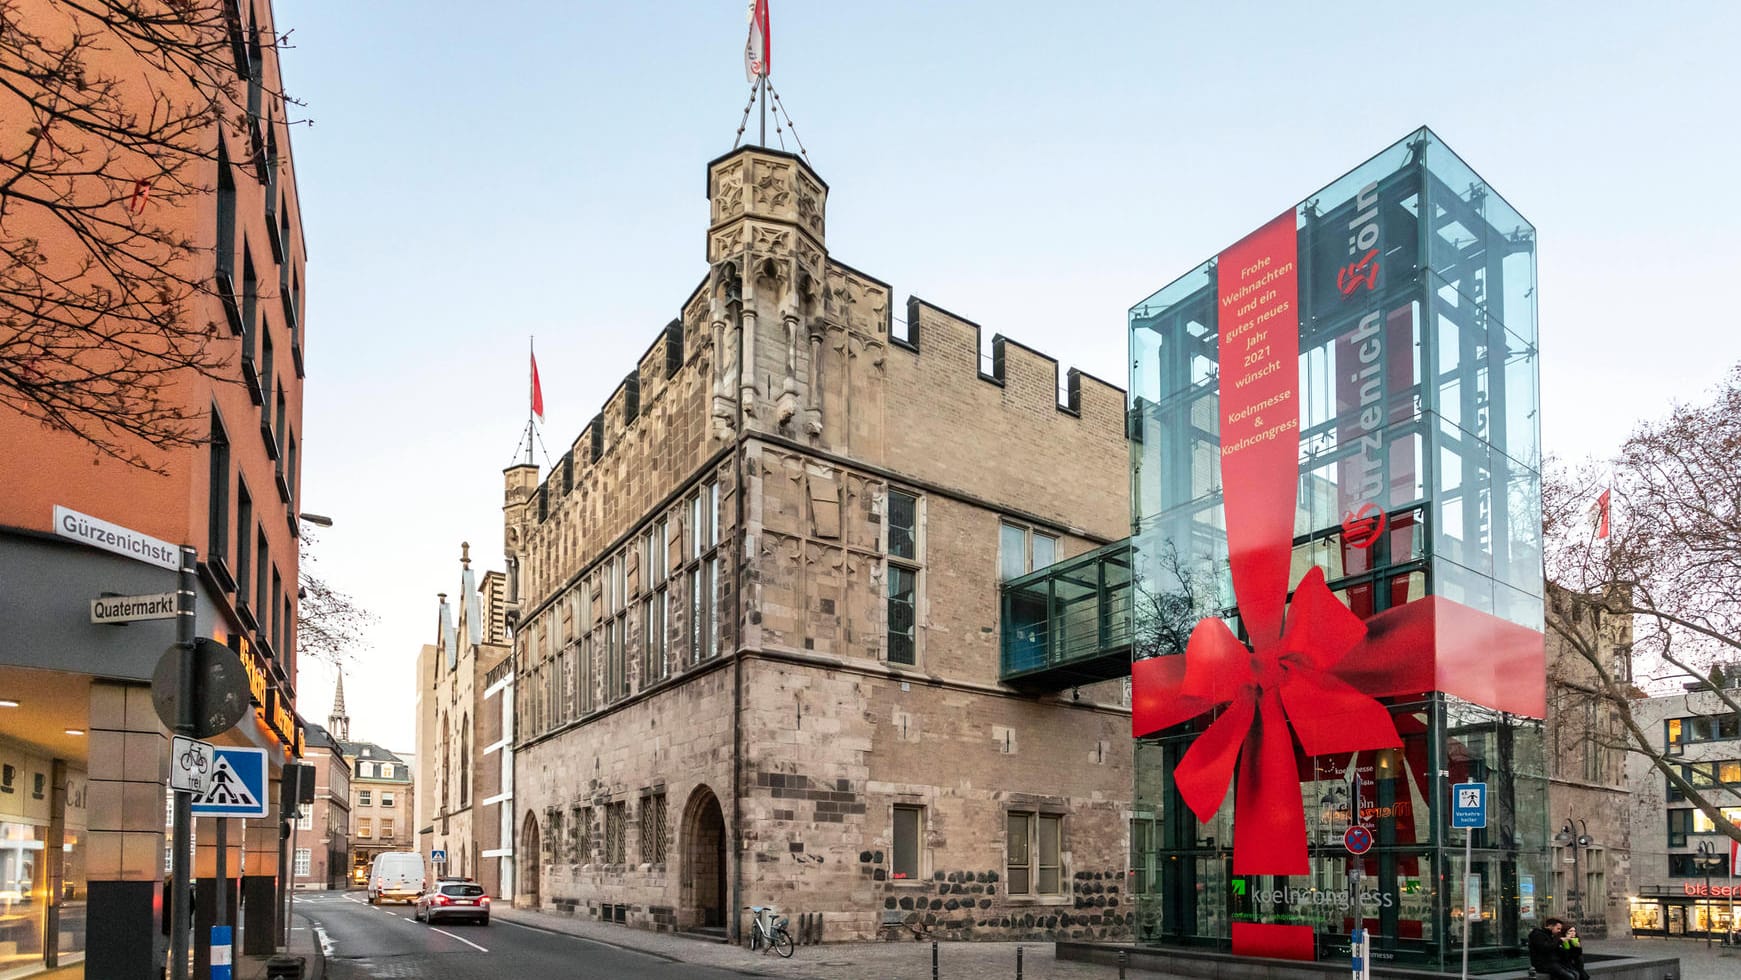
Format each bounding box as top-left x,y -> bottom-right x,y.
53,505 -> 179,570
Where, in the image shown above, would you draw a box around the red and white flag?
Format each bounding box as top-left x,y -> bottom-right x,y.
530,351 -> 545,421
1589,488 -> 1611,540
744,0 -> 770,82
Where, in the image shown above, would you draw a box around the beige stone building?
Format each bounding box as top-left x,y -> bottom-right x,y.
1543,587 -> 1636,938
415,547 -> 513,895
504,146 -> 1133,944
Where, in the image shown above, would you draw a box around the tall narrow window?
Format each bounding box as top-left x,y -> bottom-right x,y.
217,140 -> 237,294
256,530 -> 269,634
270,568 -> 282,653
1006,811 -> 1063,896
208,411 -> 230,570
892,805 -> 923,880
235,482 -> 253,609
886,489 -> 920,665
639,791 -> 667,864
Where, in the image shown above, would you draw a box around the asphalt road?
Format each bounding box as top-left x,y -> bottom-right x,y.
296,892 -> 764,980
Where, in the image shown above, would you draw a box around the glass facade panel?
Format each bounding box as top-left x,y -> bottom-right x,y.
1128,128 -> 1543,970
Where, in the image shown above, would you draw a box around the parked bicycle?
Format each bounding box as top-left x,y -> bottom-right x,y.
745,905 -> 795,957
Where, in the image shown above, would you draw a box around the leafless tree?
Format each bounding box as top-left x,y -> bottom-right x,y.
0,0 -> 290,470
296,529 -> 371,668
1544,363 -> 1741,848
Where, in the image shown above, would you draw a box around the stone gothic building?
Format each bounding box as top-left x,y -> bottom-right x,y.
415,547 -> 514,896
504,146 -> 1132,943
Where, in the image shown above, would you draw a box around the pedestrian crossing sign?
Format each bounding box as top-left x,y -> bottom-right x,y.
190,746 -> 268,817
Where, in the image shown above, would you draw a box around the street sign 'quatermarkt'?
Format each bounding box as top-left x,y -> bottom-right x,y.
53,505 -> 179,570
90,592 -> 178,624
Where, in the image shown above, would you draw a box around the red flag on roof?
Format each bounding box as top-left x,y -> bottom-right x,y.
1591,488 -> 1611,540
745,0 -> 770,82
531,351 -> 545,421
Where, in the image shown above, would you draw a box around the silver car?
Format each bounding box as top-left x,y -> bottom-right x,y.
413,881 -> 490,925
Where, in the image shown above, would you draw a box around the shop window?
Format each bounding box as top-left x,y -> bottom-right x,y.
1007,811 -> 1062,896
892,805 -> 923,880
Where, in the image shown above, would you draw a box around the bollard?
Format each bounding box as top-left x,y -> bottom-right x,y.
1017,944 -> 1024,979
932,939 -> 939,979
1118,947 -> 1128,979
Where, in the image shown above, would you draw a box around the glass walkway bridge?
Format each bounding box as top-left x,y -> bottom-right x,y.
999,538 -> 1133,692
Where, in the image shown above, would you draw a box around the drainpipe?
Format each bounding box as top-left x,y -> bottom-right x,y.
728,294 -> 748,945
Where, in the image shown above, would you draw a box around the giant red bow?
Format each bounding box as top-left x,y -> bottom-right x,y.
1154,565 -> 1401,876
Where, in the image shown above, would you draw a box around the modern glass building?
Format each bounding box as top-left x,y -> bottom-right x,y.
1126,127 -> 1546,971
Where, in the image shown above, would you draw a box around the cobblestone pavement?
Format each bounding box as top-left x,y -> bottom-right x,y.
493,905 -> 1175,979
1585,935 -> 1741,980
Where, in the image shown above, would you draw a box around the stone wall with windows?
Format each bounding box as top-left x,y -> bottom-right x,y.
505,144 -> 1132,942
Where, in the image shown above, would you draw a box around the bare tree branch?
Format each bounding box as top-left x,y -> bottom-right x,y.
1,0 -> 293,470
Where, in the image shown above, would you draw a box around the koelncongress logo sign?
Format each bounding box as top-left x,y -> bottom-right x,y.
53,505 -> 179,571
1238,883 -> 1398,910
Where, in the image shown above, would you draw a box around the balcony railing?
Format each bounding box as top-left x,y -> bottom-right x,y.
1000,538 -> 1133,691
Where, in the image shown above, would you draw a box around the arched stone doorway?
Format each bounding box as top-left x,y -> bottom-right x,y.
679,786 -> 727,929
520,811 -> 540,907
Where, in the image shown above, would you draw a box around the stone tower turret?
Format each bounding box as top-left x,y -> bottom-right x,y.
704,147 -> 830,442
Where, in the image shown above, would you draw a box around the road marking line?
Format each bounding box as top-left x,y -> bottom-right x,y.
431,927 -> 489,952
495,920 -> 672,961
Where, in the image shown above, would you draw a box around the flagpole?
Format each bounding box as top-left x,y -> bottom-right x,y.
759,75 -> 767,147
527,336 -> 535,467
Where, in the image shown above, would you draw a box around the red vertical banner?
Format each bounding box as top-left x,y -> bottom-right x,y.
1216,211 -> 1301,648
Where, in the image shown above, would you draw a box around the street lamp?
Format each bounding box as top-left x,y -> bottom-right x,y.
298,512 -> 334,528
1697,840 -> 1726,948
1553,818 -> 1591,929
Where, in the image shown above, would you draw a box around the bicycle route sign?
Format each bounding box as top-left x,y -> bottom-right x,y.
170,735 -> 213,794
190,746 -> 268,817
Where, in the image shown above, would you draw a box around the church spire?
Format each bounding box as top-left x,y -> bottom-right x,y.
329,672 -> 350,742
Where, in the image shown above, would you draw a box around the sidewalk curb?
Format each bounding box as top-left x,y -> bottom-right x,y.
490,910 -> 689,963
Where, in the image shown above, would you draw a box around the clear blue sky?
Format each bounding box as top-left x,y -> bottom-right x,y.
279,0 -> 1741,749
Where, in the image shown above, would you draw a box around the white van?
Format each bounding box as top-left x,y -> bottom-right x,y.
367,851 -> 426,905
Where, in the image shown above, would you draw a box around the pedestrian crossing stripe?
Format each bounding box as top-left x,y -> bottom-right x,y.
191,746 -> 268,817
195,757 -> 259,808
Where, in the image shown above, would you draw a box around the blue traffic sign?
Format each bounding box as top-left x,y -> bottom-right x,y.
1451,781 -> 1487,830
190,746 -> 268,817
432,849 -> 447,864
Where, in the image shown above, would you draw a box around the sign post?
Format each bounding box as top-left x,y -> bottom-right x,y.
170,544 -> 197,980
1451,782 -> 1487,980
1350,925 -> 1370,980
